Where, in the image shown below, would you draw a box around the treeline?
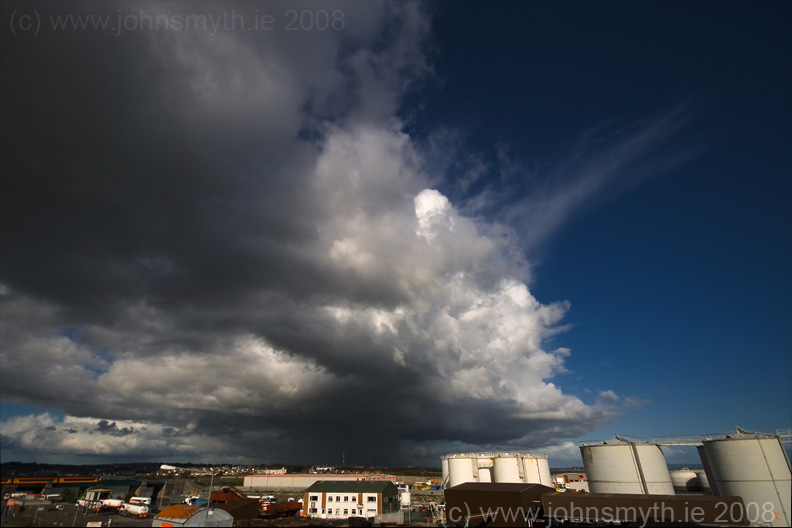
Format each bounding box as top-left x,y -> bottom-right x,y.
382,466 -> 441,477
328,465 -> 441,477
1,461 -> 161,479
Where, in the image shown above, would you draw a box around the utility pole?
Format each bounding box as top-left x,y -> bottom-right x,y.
205,472 -> 214,525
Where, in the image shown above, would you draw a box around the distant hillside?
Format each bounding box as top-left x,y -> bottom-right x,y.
1,461 -> 442,480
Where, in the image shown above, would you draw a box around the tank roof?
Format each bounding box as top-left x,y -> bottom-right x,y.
442,451 -> 548,459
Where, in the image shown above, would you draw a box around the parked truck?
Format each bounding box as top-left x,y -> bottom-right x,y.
120,502 -> 149,518
100,498 -> 124,510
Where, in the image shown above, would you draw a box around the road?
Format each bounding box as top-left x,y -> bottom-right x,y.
3,507 -> 154,527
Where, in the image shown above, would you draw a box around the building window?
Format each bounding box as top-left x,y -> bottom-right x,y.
367,496 -> 377,502
344,496 -> 349,502
310,495 -> 319,501
309,508 -> 317,514
336,496 -> 341,502
329,496 -> 333,502
321,509 -> 325,514
343,509 -> 348,515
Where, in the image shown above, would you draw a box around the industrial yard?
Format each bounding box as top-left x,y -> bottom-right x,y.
2,428 -> 790,527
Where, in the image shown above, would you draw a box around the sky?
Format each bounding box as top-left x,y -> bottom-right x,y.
1,1 -> 790,468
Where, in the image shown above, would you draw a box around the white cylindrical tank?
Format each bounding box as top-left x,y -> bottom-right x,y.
399,491 -> 411,510
697,445 -> 721,496
490,454 -> 551,484
447,456 -> 476,488
445,452 -> 551,487
699,435 -> 791,527
581,437 -> 674,494
477,456 -> 494,483
694,468 -> 712,494
522,455 -> 552,486
492,456 -> 522,483
670,469 -> 700,493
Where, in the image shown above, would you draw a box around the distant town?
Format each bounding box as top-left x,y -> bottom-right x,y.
1,461 -> 450,527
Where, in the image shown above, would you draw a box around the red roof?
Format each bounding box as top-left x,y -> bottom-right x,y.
210,491 -> 243,502
155,505 -> 203,520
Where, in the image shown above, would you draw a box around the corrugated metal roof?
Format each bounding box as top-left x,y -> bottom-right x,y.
210,492 -> 242,502
155,505 -> 204,520
305,480 -> 397,493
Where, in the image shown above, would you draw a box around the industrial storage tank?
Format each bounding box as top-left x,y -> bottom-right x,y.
581,436 -> 674,494
441,457 -> 450,487
694,468 -> 712,494
697,444 -> 720,496
443,452 -> 551,488
477,457 -> 493,483
491,453 -> 552,485
446,455 -> 476,488
669,469 -> 701,493
699,433 -> 791,527
492,455 -> 522,483
522,454 -> 552,486
399,490 -> 411,510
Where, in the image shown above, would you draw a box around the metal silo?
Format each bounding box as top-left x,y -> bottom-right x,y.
446,455 -> 476,488
489,453 -> 551,484
669,469 -> 700,493
581,436 -> 674,494
492,455 -> 522,483
477,457 -> 494,483
699,433 -> 791,527
694,468 -> 712,494
522,455 -> 552,486
697,444 -> 721,496
399,490 -> 411,510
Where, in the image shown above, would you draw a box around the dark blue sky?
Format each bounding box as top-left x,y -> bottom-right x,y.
416,0 -> 792,441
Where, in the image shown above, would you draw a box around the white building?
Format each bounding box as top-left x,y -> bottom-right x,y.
303,480 -> 398,520
258,467 -> 287,475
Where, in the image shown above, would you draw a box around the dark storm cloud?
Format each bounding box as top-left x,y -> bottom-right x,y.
1,0 -> 625,464
96,420 -> 136,436
2,6 -> 319,321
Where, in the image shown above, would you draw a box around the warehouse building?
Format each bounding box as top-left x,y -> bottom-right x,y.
444,482 -> 553,527
303,480 -> 398,520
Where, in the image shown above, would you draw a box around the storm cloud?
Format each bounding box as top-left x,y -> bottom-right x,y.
1,1 -> 623,464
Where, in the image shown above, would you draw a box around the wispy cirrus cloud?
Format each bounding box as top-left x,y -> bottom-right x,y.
443,106 -> 700,251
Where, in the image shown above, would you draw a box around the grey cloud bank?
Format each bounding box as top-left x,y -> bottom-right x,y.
1,1 -> 623,465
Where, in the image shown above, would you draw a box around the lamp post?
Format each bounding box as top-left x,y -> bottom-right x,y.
205,472 -> 214,525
